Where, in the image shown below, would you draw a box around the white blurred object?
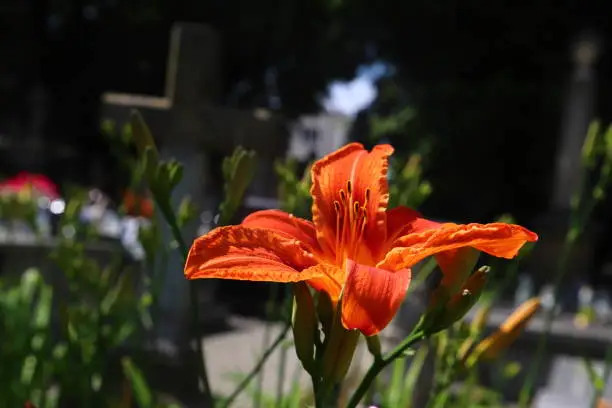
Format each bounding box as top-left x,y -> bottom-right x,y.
121,217 -> 146,260
197,210 -> 214,236
288,114 -> 353,161
49,199 -> 65,215
577,284 -> 594,308
540,284 -> 559,314
594,290 -> 612,323
515,274 -> 534,306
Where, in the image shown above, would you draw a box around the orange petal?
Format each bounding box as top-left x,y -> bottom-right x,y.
242,209 -> 320,253
185,225 -> 318,281
302,263 -> 344,301
386,208 -> 477,287
385,206 -> 441,244
310,143 -> 394,254
341,259 -> 411,336
378,222 -> 538,271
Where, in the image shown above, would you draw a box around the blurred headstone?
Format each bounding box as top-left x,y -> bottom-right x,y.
533,355 -> 612,407
528,30 -> 603,310
465,303 -> 612,403
288,114 -> 353,161
100,23 -> 288,359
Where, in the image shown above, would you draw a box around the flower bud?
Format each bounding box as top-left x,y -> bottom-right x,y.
470,303 -> 492,337
582,120 -> 601,169
438,247 -> 480,294
218,147 -> 257,225
316,291 -> 334,337
130,110 -> 159,162
366,335 -> 382,360
321,326 -> 360,385
424,266 -> 489,335
291,283 -> 317,373
467,297 -> 541,366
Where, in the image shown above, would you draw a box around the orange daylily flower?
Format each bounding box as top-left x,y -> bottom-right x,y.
185,143 -> 538,336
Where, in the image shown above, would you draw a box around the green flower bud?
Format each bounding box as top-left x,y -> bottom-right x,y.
321,324 -> 359,385
424,266 -> 490,335
291,283 -> 317,373
130,110 -> 159,162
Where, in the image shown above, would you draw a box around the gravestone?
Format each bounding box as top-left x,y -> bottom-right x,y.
533,355 -> 612,407
466,301 -> 612,404
288,114 -> 353,162
100,22 -> 288,361
528,30 -> 603,310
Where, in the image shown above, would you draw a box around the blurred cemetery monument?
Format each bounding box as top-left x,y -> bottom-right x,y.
100,21 -> 289,368
528,30 -> 605,312
287,113 -> 353,162
468,30 -> 612,406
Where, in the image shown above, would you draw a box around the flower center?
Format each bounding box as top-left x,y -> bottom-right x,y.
332,180 -> 371,265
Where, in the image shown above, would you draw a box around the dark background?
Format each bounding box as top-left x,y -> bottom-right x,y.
2,0 -> 612,225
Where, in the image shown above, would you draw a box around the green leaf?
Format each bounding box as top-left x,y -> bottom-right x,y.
176,196 -> 198,229
583,357 -> 605,391
33,286 -> 53,329
167,161 -> 184,190
386,356 -> 406,406
112,323 -> 136,347
91,373 -> 103,392
20,355 -> 37,386
122,357 -> 154,408
67,321 -> 79,343
130,110 -> 159,161
503,361 -> 522,379
100,273 -> 128,316
218,146 -> 257,225
20,268 -> 41,303
399,345 -> 429,407
52,343 -> 68,360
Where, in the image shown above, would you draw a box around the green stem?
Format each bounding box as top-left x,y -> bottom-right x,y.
518,237 -> 573,407
254,284 -> 279,408
518,158 -> 603,406
346,330 -> 426,408
590,344 -> 612,408
275,295 -> 291,407
426,340 -> 461,408
220,322 -> 292,408
519,197 -> 595,405
157,202 -> 213,407
460,370 -> 478,408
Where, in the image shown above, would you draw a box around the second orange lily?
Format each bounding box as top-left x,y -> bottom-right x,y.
185,143 -> 538,337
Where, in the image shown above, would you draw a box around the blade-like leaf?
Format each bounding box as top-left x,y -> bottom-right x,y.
122,357 -> 153,408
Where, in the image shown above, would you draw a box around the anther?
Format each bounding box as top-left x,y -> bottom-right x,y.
339,190 -> 346,202
333,201 -> 341,213
346,180 -> 353,195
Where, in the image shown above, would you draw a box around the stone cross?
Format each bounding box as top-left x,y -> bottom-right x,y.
100,22 -> 288,357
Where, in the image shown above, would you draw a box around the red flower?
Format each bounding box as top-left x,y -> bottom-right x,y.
123,190 -> 154,218
0,172 -> 59,199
